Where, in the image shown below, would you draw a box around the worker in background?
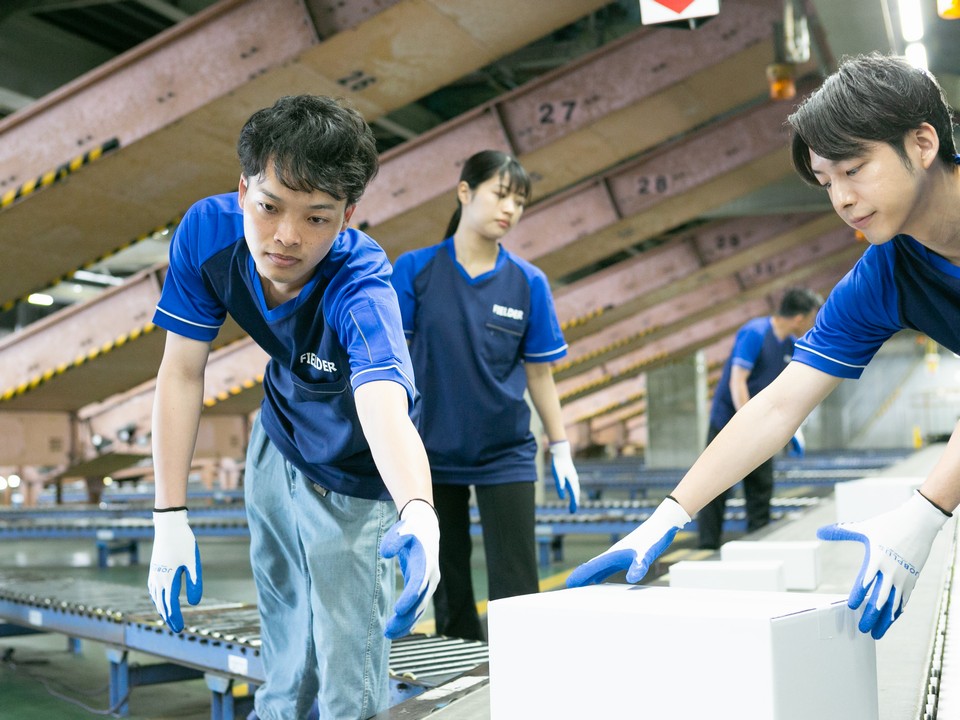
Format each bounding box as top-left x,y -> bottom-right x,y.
697,287 -> 823,550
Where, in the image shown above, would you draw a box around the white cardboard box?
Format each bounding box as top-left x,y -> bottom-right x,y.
488,585 -> 877,720
834,476 -> 923,523
721,540 -> 823,590
668,559 -> 786,591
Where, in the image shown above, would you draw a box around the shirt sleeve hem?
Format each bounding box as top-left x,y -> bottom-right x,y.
350,365 -> 417,404
524,344 -> 568,362
793,345 -> 865,379
152,308 -> 220,342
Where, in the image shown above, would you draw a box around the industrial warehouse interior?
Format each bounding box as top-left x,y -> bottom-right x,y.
1,0 -> 960,718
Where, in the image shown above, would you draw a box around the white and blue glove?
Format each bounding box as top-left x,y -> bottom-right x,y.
550,441 -> 580,514
147,508 -> 203,632
380,499 -> 440,639
567,496 -> 691,587
817,491 -> 950,639
788,427 -> 806,457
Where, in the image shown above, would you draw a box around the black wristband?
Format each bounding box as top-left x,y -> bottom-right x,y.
917,490 -> 953,518
400,498 -> 439,521
665,495 -> 681,506
153,505 -> 188,513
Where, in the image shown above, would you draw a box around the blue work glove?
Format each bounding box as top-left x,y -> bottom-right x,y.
788,428 -> 805,457
566,496 -> 691,587
147,508 -> 203,632
817,491 -> 950,639
550,440 -> 580,513
380,499 -> 440,639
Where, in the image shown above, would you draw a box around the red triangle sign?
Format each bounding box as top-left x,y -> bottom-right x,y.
653,0 -> 697,12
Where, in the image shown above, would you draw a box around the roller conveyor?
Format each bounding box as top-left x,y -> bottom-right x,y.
0,502 -> 247,521
0,497 -> 822,571
0,569 -> 488,719
574,449 -> 911,498
21,450 -> 905,508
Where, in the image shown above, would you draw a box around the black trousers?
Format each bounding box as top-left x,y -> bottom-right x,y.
696,424 -> 775,550
431,481 -> 539,641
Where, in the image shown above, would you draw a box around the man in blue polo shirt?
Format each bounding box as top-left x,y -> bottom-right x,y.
697,288 -> 822,549
146,95 -> 440,720
568,54 -> 960,643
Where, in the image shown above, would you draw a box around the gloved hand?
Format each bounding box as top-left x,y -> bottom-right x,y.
566,496 -> 691,587
380,499 -> 440,639
147,508 -> 203,632
550,440 -> 580,513
817,491 -> 950,639
788,427 -> 806,458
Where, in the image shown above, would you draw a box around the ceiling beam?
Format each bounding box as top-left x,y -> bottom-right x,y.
553,213 -> 845,343
508,90 -> 813,279
78,338 -> 268,452
358,0 -> 784,258
555,241 -> 862,405
0,267 -> 164,411
0,0 -> 610,309
554,223 -> 857,379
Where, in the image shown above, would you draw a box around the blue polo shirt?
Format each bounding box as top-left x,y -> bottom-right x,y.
153,192 -> 417,500
392,238 -> 567,484
710,316 -> 795,429
795,233 -> 960,378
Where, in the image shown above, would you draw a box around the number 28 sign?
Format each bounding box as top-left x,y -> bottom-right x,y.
639,0 -> 720,25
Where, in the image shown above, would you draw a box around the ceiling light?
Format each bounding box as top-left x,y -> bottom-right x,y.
73,269 -> 124,286
898,0 -> 924,42
904,42 -> 928,70
27,293 -> 54,306
117,423 -> 138,443
782,0 -> 810,63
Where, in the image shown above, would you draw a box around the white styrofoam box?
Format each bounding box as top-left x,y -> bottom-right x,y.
488,585 -> 877,720
668,559 -> 786,591
834,476 -> 923,523
721,540 -> 823,590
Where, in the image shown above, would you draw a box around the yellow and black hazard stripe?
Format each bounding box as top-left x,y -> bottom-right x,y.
0,216 -> 180,313
1,138 -> 121,211
560,304 -> 609,332
203,374 -> 264,409
576,390 -> 647,423
552,324 -> 662,375
0,322 -> 156,403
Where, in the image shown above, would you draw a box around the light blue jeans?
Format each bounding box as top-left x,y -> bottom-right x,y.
245,416 -> 396,720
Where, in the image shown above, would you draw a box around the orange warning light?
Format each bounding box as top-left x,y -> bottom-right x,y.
938,0 -> 960,20
766,63 -> 796,101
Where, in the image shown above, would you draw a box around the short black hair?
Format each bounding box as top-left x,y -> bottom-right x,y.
778,287 -> 823,317
788,53 -> 957,185
237,95 -> 379,205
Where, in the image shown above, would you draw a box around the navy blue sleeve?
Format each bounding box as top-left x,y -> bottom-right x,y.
153,202 -> 228,341
325,234 -> 417,401
391,251 -> 418,339
730,319 -> 767,371
793,244 -> 901,379
518,261 -> 567,363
